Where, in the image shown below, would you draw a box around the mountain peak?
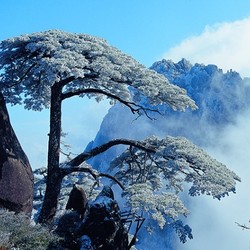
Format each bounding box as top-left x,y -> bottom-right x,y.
150,58 -> 192,81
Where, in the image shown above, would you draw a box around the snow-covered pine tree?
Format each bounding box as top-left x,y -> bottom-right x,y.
0,30 -> 239,230
110,135 -> 240,230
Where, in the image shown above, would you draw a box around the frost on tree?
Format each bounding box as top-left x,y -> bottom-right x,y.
0,30 -> 197,223
110,136 -> 240,231
0,29 -> 196,112
0,29 -> 239,234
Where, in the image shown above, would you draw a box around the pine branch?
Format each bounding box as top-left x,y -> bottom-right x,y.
235,221 -> 250,230
67,139 -> 156,167
62,87 -> 161,119
60,165 -> 125,189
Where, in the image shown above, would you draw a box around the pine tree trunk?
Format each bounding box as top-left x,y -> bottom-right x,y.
38,83 -> 63,223
38,171 -> 63,223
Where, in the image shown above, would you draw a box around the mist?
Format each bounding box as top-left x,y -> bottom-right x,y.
158,17 -> 250,249
176,108 -> 250,250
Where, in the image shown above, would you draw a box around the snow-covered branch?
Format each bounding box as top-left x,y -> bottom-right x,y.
0,30 -> 197,111
60,164 -> 125,189
62,87 -> 161,118
112,136 -> 241,198
67,139 -> 156,167
109,135 -> 241,227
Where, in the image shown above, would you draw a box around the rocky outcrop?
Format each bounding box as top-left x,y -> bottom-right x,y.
150,59 -> 250,125
55,185 -> 128,249
0,92 -> 34,214
77,186 -> 128,250
66,184 -> 88,217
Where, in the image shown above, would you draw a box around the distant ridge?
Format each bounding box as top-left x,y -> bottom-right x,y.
150,58 -> 250,125
87,59 -> 250,171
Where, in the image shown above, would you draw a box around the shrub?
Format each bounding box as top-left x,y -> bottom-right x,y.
0,209 -> 60,249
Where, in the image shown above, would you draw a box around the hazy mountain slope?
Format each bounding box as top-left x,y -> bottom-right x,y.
87,59 -> 250,172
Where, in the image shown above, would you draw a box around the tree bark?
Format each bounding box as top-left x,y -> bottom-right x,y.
38,82 -> 64,223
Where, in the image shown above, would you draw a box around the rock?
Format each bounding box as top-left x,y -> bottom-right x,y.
0,92 -> 34,214
66,184 -> 88,217
79,235 -> 94,250
55,210 -> 82,249
97,185 -> 114,199
77,185 -> 128,250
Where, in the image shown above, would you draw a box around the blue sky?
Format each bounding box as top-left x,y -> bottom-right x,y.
2,1 -> 250,249
1,0 -> 250,67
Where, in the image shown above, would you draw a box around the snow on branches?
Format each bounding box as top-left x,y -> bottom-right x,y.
124,183 -> 189,229
0,30 -> 196,112
110,135 -> 240,228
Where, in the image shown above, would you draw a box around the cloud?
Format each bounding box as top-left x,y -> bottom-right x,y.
163,17 -> 250,77
178,109 -> 250,250
161,17 -> 250,249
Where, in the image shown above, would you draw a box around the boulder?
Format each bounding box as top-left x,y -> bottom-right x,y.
0,92 -> 34,214
66,184 -> 88,217
79,235 -> 94,250
77,185 -> 128,250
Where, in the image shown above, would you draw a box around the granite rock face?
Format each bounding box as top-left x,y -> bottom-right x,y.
0,92 -> 34,214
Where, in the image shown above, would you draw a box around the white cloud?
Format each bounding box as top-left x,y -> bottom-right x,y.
162,17 -> 250,249
179,110 -> 250,250
163,17 -> 250,77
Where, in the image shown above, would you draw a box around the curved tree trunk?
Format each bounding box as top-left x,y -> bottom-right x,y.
38,83 -> 64,223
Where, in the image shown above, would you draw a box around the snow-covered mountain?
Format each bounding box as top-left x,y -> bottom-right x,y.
151,58 -> 250,125
87,59 -> 250,172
